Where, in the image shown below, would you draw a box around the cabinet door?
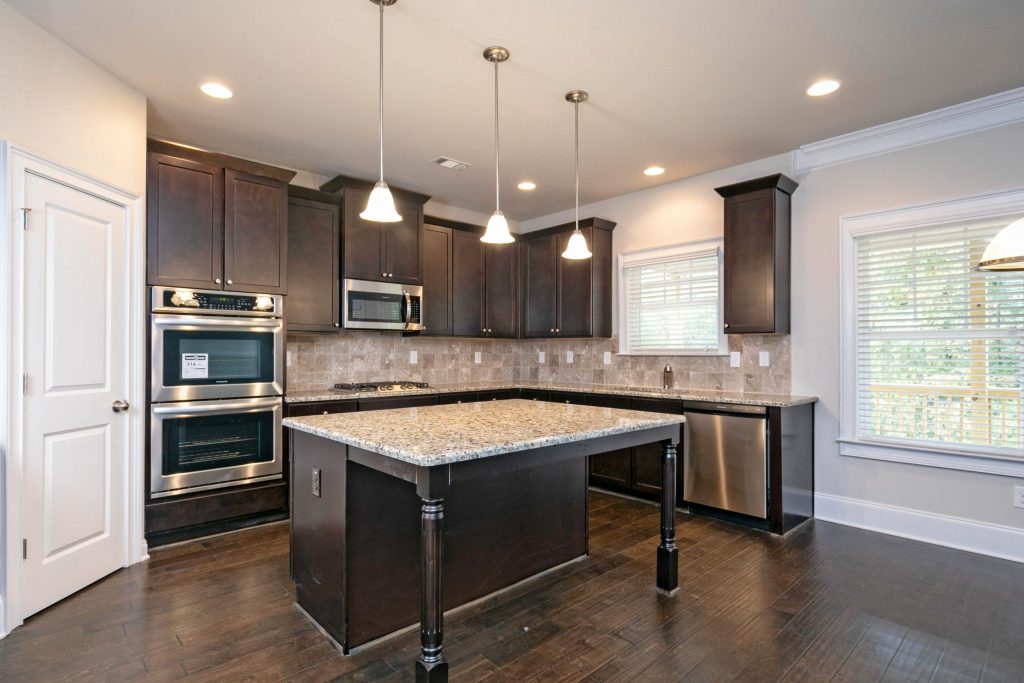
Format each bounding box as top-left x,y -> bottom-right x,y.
224,169 -> 288,294
342,187 -> 386,282
452,230 -> 484,336
629,398 -> 684,498
723,189 -> 775,333
522,234 -> 558,337
287,195 -> 340,331
147,153 -> 224,289
421,224 -> 453,336
586,393 -> 631,488
385,199 -> 423,285
484,243 -> 518,338
557,227 -> 594,337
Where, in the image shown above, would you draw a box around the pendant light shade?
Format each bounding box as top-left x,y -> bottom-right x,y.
361,0 -> 402,223
562,90 -> 592,260
481,46 -> 515,244
978,216 -> 1024,271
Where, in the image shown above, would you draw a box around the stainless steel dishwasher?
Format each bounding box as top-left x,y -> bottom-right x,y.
683,402 -> 768,519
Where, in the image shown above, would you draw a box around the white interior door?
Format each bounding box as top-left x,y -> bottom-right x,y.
20,170 -> 129,618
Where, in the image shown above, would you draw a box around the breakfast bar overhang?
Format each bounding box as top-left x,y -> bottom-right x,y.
284,399 -> 684,682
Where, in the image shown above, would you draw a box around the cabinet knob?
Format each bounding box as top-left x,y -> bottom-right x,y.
724,323 -> 730,329
323,410 -> 328,415
334,323 -> 340,328
555,328 -> 560,333
550,328 -> 555,333
215,278 -> 222,284
382,272 -> 387,277
226,279 -> 233,285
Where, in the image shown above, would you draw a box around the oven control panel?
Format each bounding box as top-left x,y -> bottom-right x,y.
151,287 -> 282,317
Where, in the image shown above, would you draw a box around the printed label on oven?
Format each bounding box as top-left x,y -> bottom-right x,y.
182,353 -> 209,379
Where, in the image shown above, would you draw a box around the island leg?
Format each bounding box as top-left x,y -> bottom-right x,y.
657,439 -> 679,594
417,497 -> 448,682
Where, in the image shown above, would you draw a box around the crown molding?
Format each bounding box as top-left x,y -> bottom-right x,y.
793,86 -> 1024,174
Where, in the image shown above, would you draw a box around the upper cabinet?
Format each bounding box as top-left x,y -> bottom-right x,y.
520,218 -> 615,338
484,242 -> 518,338
322,174 -> 429,286
421,223 -> 454,336
715,174 -> 798,334
146,140 -> 293,294
287,186 -> 341,332
451,227 -> 485,337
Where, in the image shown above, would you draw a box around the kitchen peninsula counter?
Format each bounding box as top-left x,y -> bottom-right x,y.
284,400 -> 684,682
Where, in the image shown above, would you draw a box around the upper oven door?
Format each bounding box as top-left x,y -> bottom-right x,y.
342,278 -> 423,331
151,314 -> 284,402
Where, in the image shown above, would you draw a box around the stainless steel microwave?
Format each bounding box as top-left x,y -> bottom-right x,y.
343,278 -> 423,331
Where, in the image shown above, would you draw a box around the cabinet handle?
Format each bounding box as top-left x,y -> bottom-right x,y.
226,279 -> 233,285
215,278 -> 222,284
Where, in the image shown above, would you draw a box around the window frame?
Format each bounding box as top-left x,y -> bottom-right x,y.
617,238 -> 728,357
839,187 -> 1024,478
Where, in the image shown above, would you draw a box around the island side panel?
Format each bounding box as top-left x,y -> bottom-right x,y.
345,456 -> 588,648
291,430 -> 348,646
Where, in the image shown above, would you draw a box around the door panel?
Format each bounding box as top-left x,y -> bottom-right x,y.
452,230 -> 484,336
287,196 -> 340,331
557,227 -> 594,336
224,170 -> 288,294
422,224 -> 453,335
484,243 -> 517,337
723,190 -> 774,332
386,200 -> 423,285
343,187 -> 385,281
522,234 -> 558,337
23,172 -> 128,618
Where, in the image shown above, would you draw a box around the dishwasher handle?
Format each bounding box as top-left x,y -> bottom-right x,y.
682,400 -> 766,415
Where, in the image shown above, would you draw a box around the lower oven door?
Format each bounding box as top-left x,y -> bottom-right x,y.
150,396 -> 283,498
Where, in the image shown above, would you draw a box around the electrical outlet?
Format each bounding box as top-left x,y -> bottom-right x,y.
538,351 -> 546,363
759,351 -> 770,367
474,351 -> 482,364
1014,485 -> 1024,509
730,352 -> 741,368
409,350 -> 418,365
566,351 -> 574,364
603,351 -> 612,365
286,351 -> 293,367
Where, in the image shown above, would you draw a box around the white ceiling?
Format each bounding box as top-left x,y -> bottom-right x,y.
10,0 -> 1024,220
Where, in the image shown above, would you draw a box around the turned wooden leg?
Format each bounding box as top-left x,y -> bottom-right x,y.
417,497 -> 448,682
657,440 -> 679,594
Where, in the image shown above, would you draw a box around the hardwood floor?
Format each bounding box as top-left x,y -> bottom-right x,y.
2,491 -> 1023,682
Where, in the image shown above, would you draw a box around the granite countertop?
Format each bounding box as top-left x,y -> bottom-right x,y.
284,380 -> 817,408
282,399 -> 685,467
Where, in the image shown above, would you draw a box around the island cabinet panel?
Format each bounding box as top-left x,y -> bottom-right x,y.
286,188 -> 341,331
520,217 -> 615,338
224,169 -> 288,294
451,229 -> 484,336
421,224 -> 453,336
484,243 -> 518,337
716,173 -> 798,334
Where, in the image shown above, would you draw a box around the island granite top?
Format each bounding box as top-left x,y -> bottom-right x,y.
284,380 -> 817,408
282,399 -> 685,467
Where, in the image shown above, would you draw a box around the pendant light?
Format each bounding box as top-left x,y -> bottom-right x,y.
481,46 -> 515,244
977,216 -> 1024,271
360,0 -> 402,223
562,90 -> 592,259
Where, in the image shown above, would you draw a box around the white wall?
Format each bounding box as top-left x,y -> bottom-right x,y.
0,0 -> 148,633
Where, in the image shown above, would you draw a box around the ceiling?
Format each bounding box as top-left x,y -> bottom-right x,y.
10,0 -> 1024,220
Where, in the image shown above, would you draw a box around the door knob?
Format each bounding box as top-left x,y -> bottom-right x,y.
111,400 -> 130,413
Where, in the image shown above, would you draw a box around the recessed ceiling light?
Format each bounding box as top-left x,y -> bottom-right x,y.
200,82 -> 233,99
806,79 -> 840,97
643,166 -> 665,177
517,181 -> 537,191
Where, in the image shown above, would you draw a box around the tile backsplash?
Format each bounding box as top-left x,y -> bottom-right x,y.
287,332 -> 790,395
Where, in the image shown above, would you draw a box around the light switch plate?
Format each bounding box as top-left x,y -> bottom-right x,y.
286,351 -> 293,367
730,352 -> 741,368
474,351 -> 482,364
1014,485 -> 1024,509
312,468 -> 322,498
409,350 -> 418,365
566,351 -> 574,364
759,351 -> 770,367
538,351 -> 546,363
603,351 -> 612,365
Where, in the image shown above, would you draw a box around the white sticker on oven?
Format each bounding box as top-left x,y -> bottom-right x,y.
182,353 -> 209,379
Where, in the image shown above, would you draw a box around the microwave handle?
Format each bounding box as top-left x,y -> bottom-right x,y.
402,292 -> 412,327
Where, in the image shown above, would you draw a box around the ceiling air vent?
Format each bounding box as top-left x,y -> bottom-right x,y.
429,156 -> 471,171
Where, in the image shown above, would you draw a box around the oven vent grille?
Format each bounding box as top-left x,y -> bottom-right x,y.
429,156 -> 471,171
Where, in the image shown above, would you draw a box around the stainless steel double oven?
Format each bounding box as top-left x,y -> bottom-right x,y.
149,286 -> 284,498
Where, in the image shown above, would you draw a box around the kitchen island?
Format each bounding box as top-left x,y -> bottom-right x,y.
284,399 -> 685,682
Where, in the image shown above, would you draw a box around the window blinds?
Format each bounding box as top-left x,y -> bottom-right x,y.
854,218 -> 1024,457
624,248 -> 721,353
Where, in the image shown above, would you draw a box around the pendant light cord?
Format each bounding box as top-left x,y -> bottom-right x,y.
574,100 -> 580,230
377,0 -> 385,182
494,60 -> 500,213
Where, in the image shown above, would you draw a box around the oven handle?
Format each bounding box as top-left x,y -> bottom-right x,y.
152,314 -> 283,330
152,397 -> 282,417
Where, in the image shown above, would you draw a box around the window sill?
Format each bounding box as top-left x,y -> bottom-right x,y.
838,438 -> 1024,478
617,351 -> 729,358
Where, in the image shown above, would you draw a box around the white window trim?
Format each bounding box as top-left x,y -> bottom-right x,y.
839,186 -> 1024,478
617,237 -> 728,357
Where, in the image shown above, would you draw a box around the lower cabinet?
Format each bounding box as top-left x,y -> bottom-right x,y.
585,394 -> 631,489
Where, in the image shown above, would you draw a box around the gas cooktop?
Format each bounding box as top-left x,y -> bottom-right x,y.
333,381 -> 430,393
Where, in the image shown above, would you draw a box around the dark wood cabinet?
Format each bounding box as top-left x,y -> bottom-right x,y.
422,223 -> 454,336
628,398 -> 684,497
286,187 -> 341,332
484,243 -> 518,338
520,218 -> 615,338
146,140 -> 295,293
585,394 -> 631,489
715,174 -> 798,334
322,175 -> 430,286
452,228 -> 484,336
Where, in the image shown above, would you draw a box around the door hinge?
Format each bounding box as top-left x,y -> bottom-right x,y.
23,373 -> 28,395
23,539 -> 27,560
21,207 -> 31,230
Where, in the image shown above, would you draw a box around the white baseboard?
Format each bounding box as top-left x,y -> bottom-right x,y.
0,595 -> 6,639
815,493 -> 1024,564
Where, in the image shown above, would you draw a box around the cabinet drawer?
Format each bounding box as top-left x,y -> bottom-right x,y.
286,400 -> 357,417
437,392 -> 478,405
359,395 -> 439,411
476,389 -> 517,401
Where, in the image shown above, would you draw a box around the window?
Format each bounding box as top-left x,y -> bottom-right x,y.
842,192 -> 1024,473
619,240 -> 726,355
